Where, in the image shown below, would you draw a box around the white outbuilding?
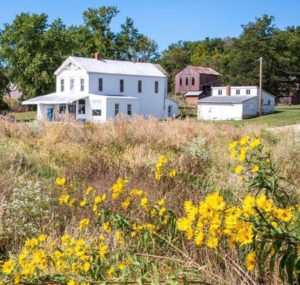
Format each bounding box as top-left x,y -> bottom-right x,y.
197,86 -> 275,121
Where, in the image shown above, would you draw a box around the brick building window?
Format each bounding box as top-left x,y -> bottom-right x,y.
186,77 -> 188,85
192,77 -> 195,85
180,78 -> 182,86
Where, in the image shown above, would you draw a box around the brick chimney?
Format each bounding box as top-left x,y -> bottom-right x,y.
94,52 -> 100,60
226,85 -> 231,96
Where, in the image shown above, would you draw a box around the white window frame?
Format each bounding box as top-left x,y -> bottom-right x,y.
60,79 -> 64,92
70,78 -> 75,91
80,78 -> 84,92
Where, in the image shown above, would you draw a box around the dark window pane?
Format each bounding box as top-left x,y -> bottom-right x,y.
92,109 -> 102,116
138,80 -> 142,93
120,79 -> 124,92
155,81 -> 159,93
127,104 -> 132,115
78,99 -> 86,114
99,78 -> 103,91
115,104 -> 119,116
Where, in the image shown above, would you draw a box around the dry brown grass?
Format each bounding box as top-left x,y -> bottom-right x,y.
0,117 -> 299,284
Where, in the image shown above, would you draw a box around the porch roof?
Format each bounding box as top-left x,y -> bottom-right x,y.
22,93 -> 89,105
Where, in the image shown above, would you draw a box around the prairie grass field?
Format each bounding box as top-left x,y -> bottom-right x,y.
0,117 -> 300,284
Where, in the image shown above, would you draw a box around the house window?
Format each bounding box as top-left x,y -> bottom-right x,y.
92,109 -> 102,116
59,104 -> 66,114
268,99 -> 271,105
218,90 -> 222,95
120,79 -> 124,93
246,89 -> 251,95
138,80 -> 142,93
186,77 -> 188,86
78,99 -> 85,114
68,104 -> 76,114
155,81 -> 159,93
115,103 -> 119,116
60,79 -> 64,92
80,79 -> 84,92
180,78 -> 182,86
127,104 -> 132,116
168,105 -> 172,117
99,78 -> 103,92
236,89 -> 240,95
192,77 -> 195,86
70,79 -> 74,91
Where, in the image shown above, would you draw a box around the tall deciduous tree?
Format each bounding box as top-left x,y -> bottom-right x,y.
83,6 -> 119,58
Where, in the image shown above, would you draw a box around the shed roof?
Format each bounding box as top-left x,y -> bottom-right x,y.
188,66 -> 220,76
198,96 -> 255,104
22,93 -> 89,105
55,56 -> 167,78
184,91 -> 203,97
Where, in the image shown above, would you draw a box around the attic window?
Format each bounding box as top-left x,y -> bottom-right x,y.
60,79 -> 64,92
80,79 -> 84,92
246,89 -> 251,95
70,79 -> 74,91
236,89 -> 240,95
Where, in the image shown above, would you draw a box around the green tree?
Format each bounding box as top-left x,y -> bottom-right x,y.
83,6 -> 119,58
136,35 -> 160,62
0,65 -> 9,112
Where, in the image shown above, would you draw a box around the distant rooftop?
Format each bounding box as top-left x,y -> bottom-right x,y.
188,66 -> 220,76
198,96 -> 255,104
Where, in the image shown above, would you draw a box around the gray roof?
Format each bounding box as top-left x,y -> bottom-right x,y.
198,96 -> 256,104
185,91 -> 203,97
55,56 -> 167,78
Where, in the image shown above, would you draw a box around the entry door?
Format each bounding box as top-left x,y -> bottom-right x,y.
47,108 -> 53,121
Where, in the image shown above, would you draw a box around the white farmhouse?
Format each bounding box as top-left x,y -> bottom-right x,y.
197,86 -> 275,121
22,54 -> 178,122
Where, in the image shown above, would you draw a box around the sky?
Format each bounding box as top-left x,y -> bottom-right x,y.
0,0 -> 300,51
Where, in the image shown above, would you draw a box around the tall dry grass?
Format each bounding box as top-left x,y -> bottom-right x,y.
0,116 -> 299,283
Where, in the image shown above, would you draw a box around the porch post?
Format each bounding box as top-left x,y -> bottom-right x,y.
25,105 -> 28,121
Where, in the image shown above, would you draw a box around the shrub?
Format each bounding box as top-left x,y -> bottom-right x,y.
3,180 -> 56,249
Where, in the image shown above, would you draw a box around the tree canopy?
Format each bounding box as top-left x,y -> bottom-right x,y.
0,6 -> 159,99
1,10 -> 300,99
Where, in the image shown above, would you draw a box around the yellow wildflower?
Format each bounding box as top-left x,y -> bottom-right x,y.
38,234 -> 47,242
2,259 -> 14,275
235,165 -> 243,174
157,198 -> 165,206
58,194 -> 69,204
103,222 -> 111,233
80,198 -> 87,207
169,169 -> 177,178
79,218 -> 89,230
252,165 -> 259,173
107,266 -> 115,278
110,178 -> 128,200
245,251 -> 256,271
240,136 -> 250,146
229,141 -> 238,149
250,138 -> 261,149
206,236 -> 218,249
86,186 -> 93,195
69,198 -> 76,207
56,177 -> 66,186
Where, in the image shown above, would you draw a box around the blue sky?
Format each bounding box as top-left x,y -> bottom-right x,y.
0,0 -> 299,51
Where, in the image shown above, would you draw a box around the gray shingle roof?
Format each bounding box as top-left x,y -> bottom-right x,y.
198,96 -> 256,104
57,56 -> 167,77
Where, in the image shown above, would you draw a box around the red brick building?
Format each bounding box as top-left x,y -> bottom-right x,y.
175,66 -> 221,95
